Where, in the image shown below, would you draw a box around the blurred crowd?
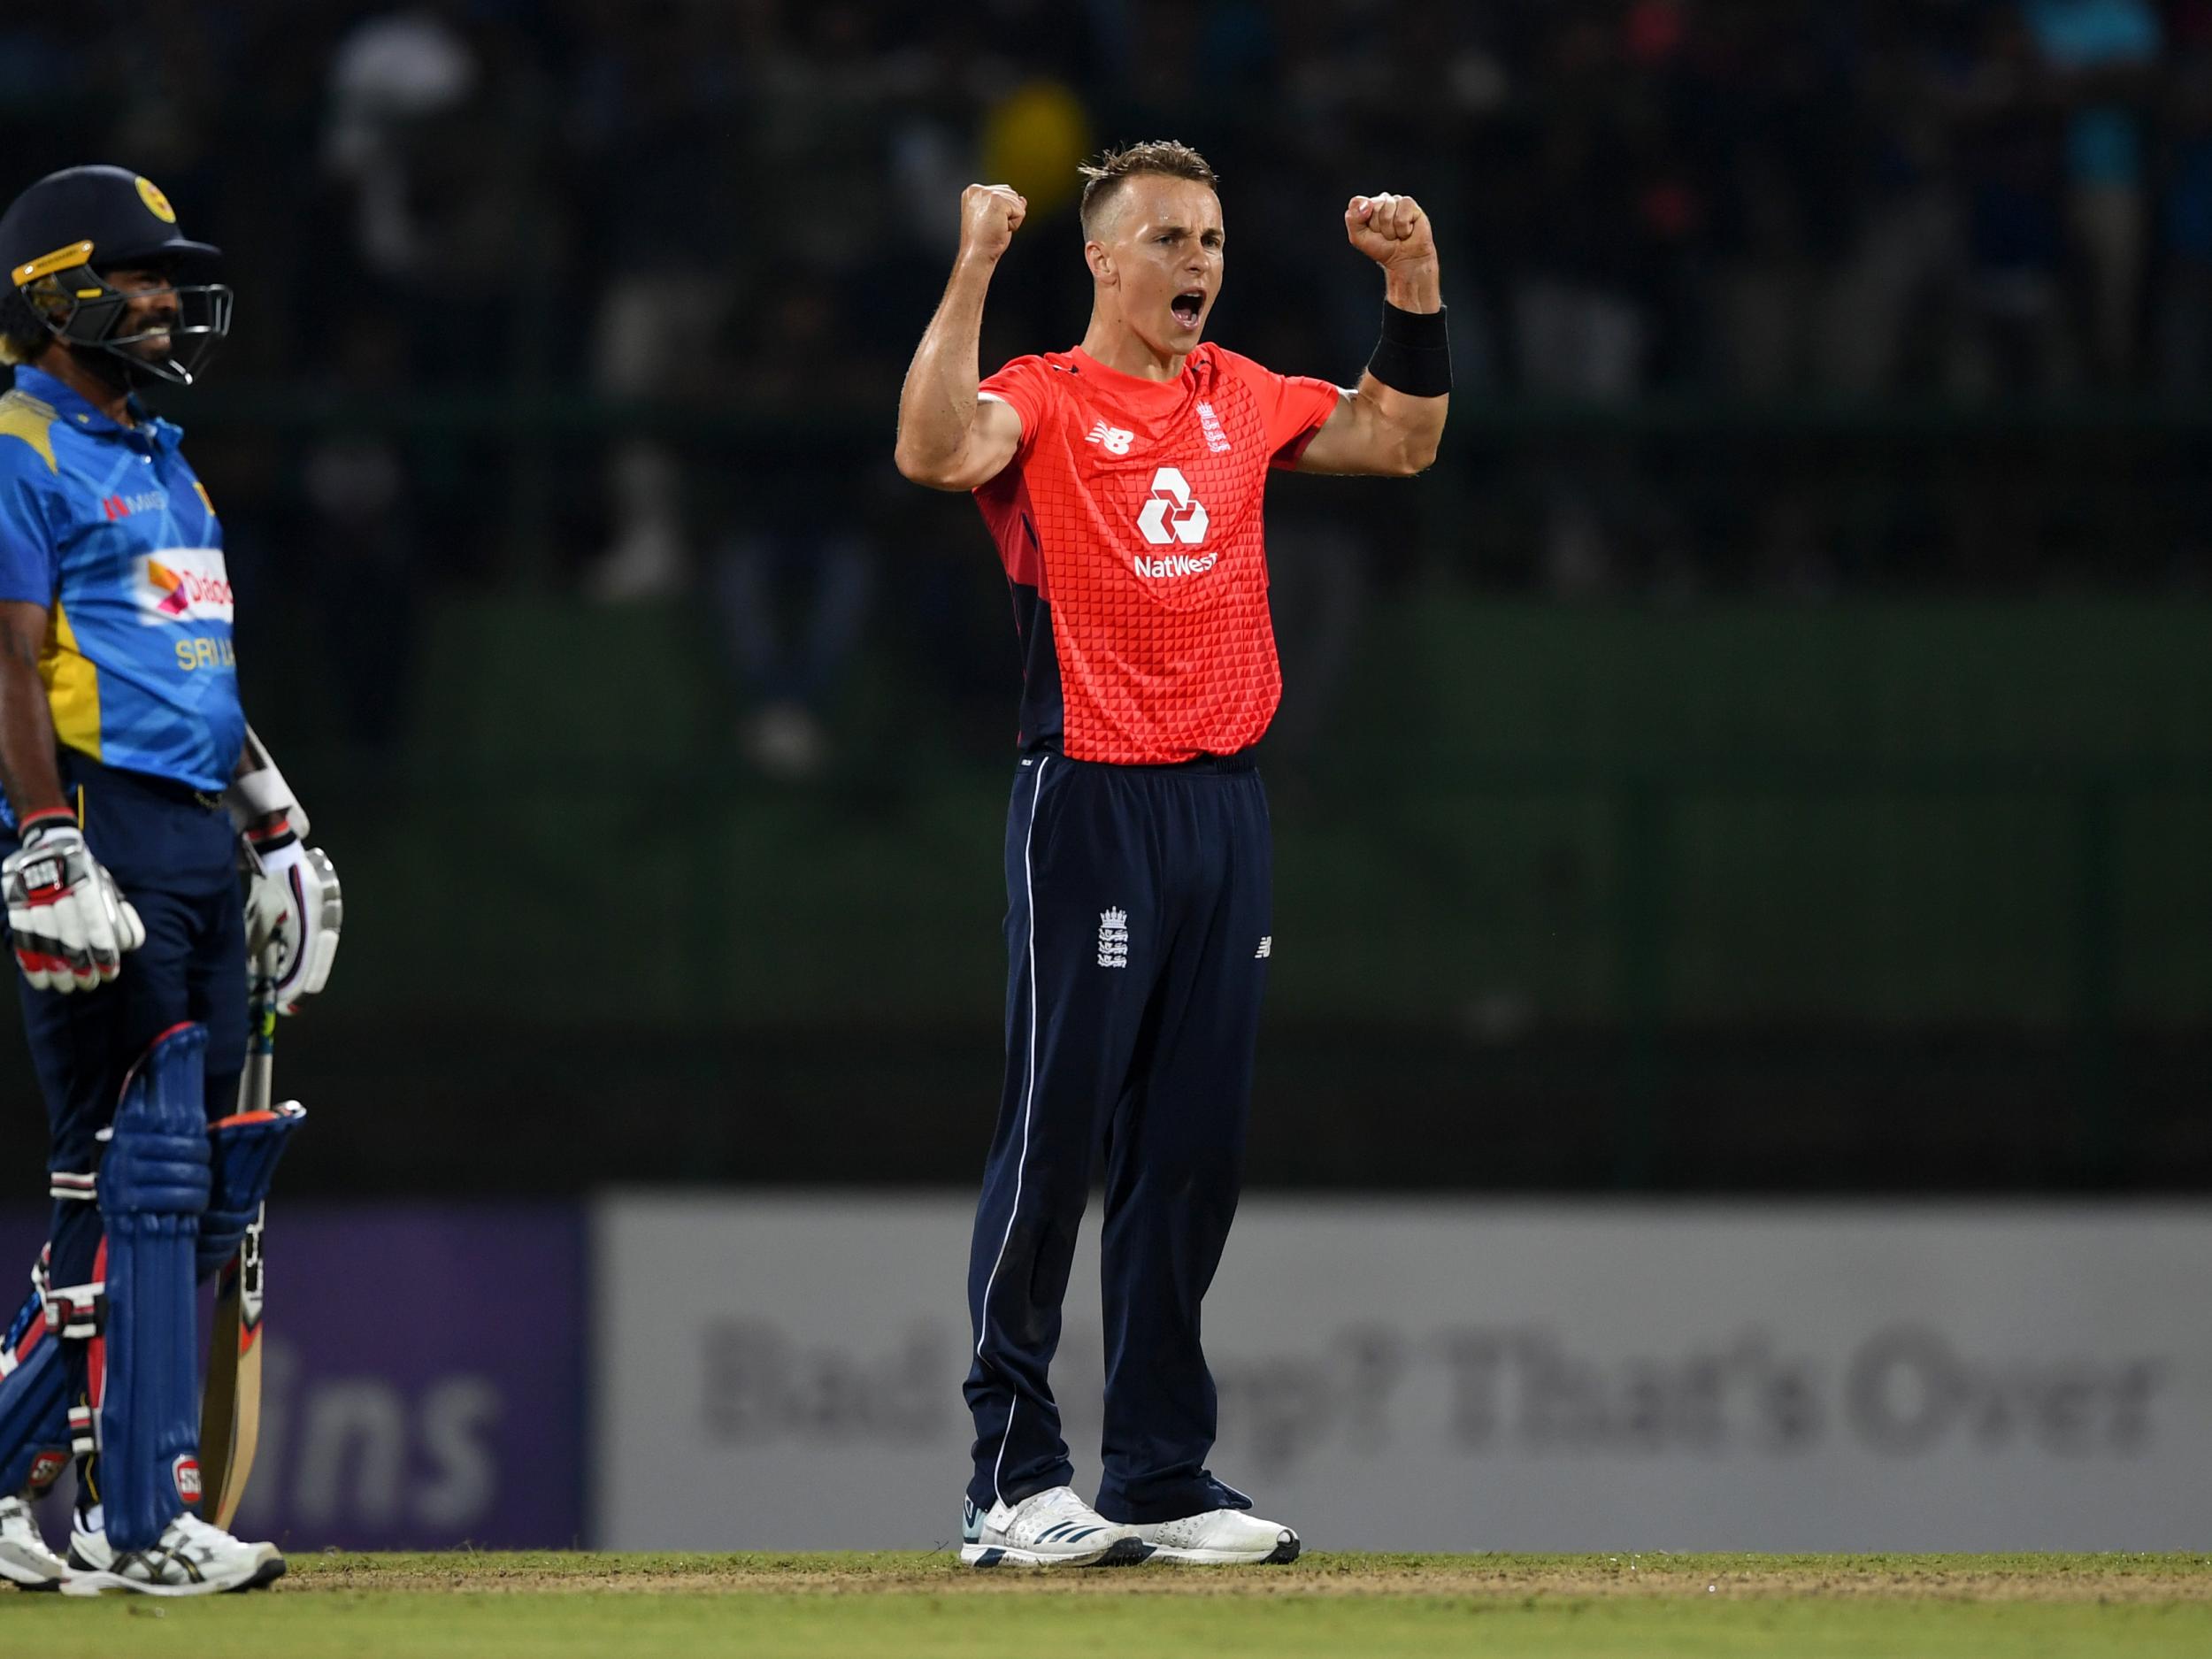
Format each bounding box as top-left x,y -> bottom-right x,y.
3,0 -> 2209,764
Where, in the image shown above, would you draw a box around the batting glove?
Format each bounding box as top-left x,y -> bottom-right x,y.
242,816 -> 342,1012
3,812 -> 146,994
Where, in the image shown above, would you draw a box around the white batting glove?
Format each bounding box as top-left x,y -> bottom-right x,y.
3,814 -> 146,994
242,817 -> 342,1012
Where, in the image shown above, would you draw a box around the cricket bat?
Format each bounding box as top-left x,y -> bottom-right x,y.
199,956 -> 278,1530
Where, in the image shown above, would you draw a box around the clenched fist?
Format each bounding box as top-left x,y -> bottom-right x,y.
960,184 -> 1028,265
1345,194 -> 1436,272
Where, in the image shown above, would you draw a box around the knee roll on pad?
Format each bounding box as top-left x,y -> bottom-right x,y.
199,1102 -> 304,1280
96,1022 -> 212,1551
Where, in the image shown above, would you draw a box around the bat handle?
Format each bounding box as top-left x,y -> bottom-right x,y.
240,953 -> 278,1115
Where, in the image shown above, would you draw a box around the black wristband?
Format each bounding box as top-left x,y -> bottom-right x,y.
1366,301 -> 1451,398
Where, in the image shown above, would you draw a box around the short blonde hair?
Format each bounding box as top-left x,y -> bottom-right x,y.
1078,141 -> 1218,240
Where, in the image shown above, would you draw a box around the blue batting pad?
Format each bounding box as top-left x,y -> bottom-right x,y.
0,1276 -> 69,1497
96,1022 -> 212,1551
198,1103 -> 303,1280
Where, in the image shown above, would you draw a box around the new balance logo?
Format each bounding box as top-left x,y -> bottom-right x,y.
1256,936 -> 1272,959
1098,907 -> 1129,969
1136,466 -> 1209,547
1086,419 -> 1134,455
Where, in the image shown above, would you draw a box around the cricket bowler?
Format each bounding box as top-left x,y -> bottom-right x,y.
0,165 -> 339,1594
895,142 -> 1448,1566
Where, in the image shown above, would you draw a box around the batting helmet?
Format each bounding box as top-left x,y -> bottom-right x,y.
0,165 -> 231,386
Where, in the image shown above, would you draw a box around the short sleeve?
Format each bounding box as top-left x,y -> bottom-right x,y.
978,356 -> 1058,465
1226,354 -> 1342,470
0,469 -> 58,605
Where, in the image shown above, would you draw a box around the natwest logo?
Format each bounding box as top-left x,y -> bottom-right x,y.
1133,550 -> 1217,579
136,548 -> 234,626
1135,466 -> 1208,547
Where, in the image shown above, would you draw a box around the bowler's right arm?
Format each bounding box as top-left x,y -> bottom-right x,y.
895,184 -> 1029,493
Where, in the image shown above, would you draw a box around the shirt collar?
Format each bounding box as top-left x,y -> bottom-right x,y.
1068,345 -> 1204,398
12,365 -> 183,451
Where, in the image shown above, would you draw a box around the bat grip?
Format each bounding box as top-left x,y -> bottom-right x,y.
239,953 -> 278,1115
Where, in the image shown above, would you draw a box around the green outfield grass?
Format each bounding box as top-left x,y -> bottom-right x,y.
3,1552 -> 2208,1658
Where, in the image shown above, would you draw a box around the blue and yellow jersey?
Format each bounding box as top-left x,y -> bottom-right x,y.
0,365 -> 244,828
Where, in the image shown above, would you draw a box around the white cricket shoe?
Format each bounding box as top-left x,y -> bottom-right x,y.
1133,1507 -> 1301,1564
62,1509 -> 284,1595
961,1486 -> 1156,1568
0,1494 -> 68,1590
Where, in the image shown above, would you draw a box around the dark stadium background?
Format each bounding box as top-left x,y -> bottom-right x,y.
4,0 -> 2209,1198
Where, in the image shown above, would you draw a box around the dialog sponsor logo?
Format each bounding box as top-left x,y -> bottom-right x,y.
137,549 -> 234,625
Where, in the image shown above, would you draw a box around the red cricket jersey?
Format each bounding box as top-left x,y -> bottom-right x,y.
973,343 -> 1341,764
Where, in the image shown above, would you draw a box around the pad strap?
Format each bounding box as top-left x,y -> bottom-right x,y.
43,1279 -> 104,1341
49,1170 -> 96,1204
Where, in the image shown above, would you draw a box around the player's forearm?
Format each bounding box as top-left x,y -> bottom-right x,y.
895,256 -> 998,484
1382,256 -> 1442,316
1362,373 -> 1448,474
1363,257 -> 1451,473
0,629 -> 67,824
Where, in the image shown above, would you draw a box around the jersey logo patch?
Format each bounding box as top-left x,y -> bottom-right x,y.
137,549 -> 234,626
1086,419 -> 1134,456
1136,466 -> 1209,548
1196,401 -> 1232,453
101,489 -> 167,520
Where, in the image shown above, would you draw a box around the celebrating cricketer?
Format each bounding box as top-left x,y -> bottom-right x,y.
0,165 -> 340,1595
895,142 -> 1449,1566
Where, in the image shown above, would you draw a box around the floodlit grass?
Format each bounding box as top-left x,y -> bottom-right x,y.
2,1552 -> 2207,1658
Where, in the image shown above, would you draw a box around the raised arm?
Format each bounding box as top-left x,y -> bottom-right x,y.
1294,194 -> 1450,478
895,185 -> 1032,493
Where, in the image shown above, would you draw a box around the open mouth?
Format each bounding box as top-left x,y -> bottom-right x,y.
1171,290 -> 1205,329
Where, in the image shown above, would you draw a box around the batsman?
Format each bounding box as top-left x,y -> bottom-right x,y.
0,166 -> 340,1594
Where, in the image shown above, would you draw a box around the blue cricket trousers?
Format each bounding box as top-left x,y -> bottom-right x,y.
964,749 -> 1271,1525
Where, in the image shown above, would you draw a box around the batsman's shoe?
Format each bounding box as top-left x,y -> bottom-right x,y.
1133,1508 -> 1301,1564
62,1509 -> 284,1595
0,1494 -> 67,1590
961,1486 -> 1155,1568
